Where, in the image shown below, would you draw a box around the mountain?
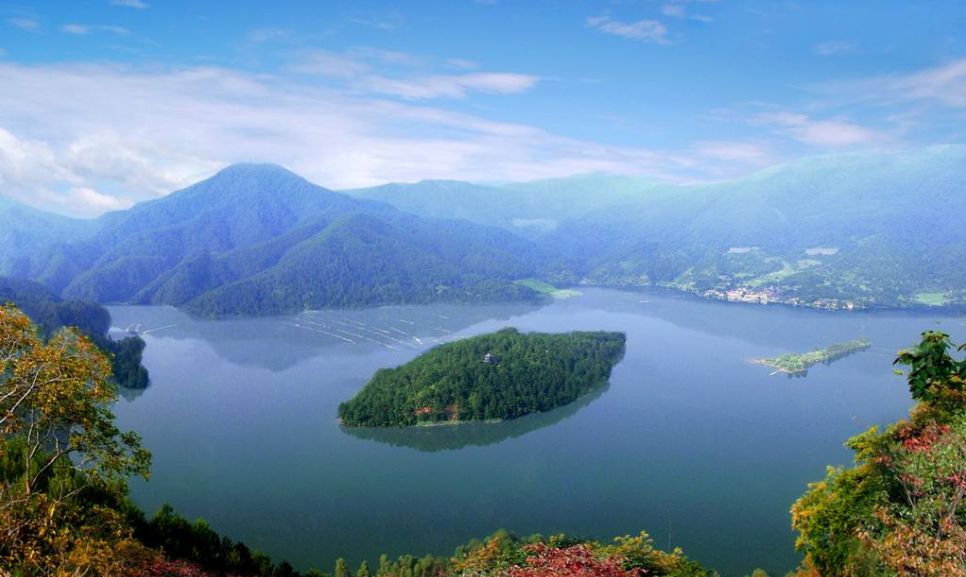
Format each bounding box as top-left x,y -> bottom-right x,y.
0,276 -> 149,388
346,174 -> 661,237
0,164 -> 549,316
5,148 -> 965,314
0,195 -> 100,279
346,146 -> 966,309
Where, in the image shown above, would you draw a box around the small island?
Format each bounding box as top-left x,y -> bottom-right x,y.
754,337 -> 872,376
338,327 -> 626,427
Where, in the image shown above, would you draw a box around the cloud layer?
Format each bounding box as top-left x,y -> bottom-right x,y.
0,58 -> 796,216
0,48 -> 960,217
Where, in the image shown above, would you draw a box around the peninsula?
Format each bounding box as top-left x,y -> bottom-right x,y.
338,328 -> 626,427
754,337 -> 872,376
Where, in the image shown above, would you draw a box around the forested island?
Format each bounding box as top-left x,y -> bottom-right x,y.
753,337 -> 872,376
338,328 -> 626,427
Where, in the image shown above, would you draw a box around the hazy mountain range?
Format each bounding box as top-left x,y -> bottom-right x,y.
351,145 -> 966,308
1,146 -> 964,316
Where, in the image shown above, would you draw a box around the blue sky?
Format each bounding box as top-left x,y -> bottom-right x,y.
1,0 -> 964,216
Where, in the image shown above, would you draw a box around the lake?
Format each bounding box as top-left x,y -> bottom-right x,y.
108,288 -> 966,577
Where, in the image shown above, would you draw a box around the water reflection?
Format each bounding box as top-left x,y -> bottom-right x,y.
342,385 -> 608,452
108,301 -> 542,372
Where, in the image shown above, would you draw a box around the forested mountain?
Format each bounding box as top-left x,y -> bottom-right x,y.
347,146 -> 966,309
339,328 -> 626,427
0,276 -> 148,388
0,164 -> 552,316
4,147 -> 965,315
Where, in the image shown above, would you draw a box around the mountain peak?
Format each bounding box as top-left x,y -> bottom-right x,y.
212,162 -> 302,180
180,162 -> 322,198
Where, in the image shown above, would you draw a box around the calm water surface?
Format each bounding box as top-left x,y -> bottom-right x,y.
109,288 -> 966,577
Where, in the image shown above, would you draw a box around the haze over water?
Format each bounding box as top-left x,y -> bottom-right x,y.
109,289 -> 964,577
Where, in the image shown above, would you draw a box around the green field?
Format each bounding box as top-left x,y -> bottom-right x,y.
913,292 -> 949,306
515,278 -> 582,299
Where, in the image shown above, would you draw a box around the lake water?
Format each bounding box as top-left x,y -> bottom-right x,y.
108,288 -> 966,577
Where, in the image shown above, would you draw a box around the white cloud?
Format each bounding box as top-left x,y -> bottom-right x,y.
110,0 -> 149,9
362,72 -> 540,100
61,24 -> 91,35
61,24 -> 130,36
756,111 -> 889,147
288,49 -> 540,100
63,187 -> 134,214
693,141 -> 777,165
248,28 -> 293,43
288,49 -> 373,78
6,17 -> 39,32
691,14 -> 714,23
813,58 -> 966,110
815,41 -> 855,56
347,16 -> 402,30
884,58 -> 966,108
662,4 -> 686,17
0,61 -> 777,216
101,25 -> 130,35
586,16 -> 668,44
445,58 -> 478,70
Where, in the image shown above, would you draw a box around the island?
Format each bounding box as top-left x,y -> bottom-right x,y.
338,327 -> 626,427
753,337 -> 872,376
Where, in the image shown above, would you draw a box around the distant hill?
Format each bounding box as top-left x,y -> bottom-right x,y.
0,164 -> 549,316
0,276 -> 148,388
347,146 -> 966,309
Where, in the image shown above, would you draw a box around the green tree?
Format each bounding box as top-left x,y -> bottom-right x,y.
335,557 -> 350,577
894,330 -> 966,402
357,559 -> 371,576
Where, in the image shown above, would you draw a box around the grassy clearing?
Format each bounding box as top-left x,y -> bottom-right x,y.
746,258 -> 797,287
515,279 -> 582,299
913,292 -> 949,306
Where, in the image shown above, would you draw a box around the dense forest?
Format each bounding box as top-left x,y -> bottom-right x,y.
0,276 -> 149,389
338,328 -> 626,427
1,303 -> 963,576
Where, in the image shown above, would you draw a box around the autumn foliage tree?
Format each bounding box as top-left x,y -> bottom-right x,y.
0,303 -> 152,575
452,531 -> 712,577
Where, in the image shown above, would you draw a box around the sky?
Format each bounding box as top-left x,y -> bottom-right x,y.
0,0 -> 964,217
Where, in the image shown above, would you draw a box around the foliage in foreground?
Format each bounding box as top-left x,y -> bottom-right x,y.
790,331 -> 966,577
0,304 -> 152,575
